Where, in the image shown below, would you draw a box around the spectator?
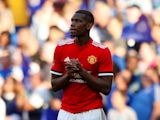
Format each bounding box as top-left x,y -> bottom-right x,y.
112,40 -> 127,71
113,0 -> 128,25
138,42 -> 157,73
107,17 -> 124,41
106,17 -> 127,71
106,69 -> 132,111
121,4 -> 153,50
0,31 -> 16,52
130,67 -> 160,120
30,0 -> 54,45
126,49 -> 142,94
16,27 -> 39,90
141,66 -> 160,120
126,0 -> 153,14
107,90 -> 137,120
0,49 -> 13,79
11,46 -> 32,91
17,27 -> 39,60
22,62 -> 51,120
2,75 -> 23,120
145,66 -> 160,84
91,1 -> 112,42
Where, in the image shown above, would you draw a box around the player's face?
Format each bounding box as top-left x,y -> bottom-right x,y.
70,13 -> 88,37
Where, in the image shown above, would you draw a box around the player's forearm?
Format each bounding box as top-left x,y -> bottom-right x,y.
79,70 -> 112,95
51,74 -> 70,91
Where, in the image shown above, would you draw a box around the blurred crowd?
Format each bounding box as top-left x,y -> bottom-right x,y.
0,0 -> 160,120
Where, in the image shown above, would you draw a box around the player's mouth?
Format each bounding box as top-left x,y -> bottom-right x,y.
70,28 -> 77,35
70,29 -> 77,36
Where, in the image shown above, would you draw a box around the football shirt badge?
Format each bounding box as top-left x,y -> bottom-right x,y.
87,55 -> 97,64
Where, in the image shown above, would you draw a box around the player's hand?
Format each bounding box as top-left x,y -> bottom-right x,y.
65,59 -> 78,77
65,58 -> 85,77
70,59 -> 83,72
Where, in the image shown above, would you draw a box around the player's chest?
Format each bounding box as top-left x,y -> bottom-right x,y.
61,46 -> 99,70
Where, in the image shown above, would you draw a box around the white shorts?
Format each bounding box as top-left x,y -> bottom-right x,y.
57,108 -> 106,120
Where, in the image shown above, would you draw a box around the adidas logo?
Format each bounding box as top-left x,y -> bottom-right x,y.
64,57 -> 70,63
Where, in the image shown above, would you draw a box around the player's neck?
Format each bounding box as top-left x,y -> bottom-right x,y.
76,35 -> 90,46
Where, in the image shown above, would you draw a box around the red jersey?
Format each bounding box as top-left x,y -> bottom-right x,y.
51,38 -> 113,113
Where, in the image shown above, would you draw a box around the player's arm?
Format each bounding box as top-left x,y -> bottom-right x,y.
51,74 -> 70,92
71,59 -> 113,95
79,68 -> 113,95
73,47 -> 113,95
51,61 -> 78,92
51,45 -> 72,92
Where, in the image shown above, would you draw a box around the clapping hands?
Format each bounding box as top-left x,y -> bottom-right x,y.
65,59 -> 82,77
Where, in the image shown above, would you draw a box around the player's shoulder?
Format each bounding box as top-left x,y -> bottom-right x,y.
57,38 -> 74,46
91,40 -> 107,49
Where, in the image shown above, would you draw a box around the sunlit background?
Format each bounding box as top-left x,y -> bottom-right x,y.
0,0 -> 160,120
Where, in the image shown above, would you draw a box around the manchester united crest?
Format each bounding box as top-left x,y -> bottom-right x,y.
87,55 -> 97,64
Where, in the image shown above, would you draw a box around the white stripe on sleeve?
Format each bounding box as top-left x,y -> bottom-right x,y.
50,71 -> 62,76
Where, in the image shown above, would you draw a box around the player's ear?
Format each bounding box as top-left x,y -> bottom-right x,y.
86,23 -> 93,30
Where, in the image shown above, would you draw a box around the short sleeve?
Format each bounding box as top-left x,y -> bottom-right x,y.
50,46 -> 63,76
98,48 -> 113,77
